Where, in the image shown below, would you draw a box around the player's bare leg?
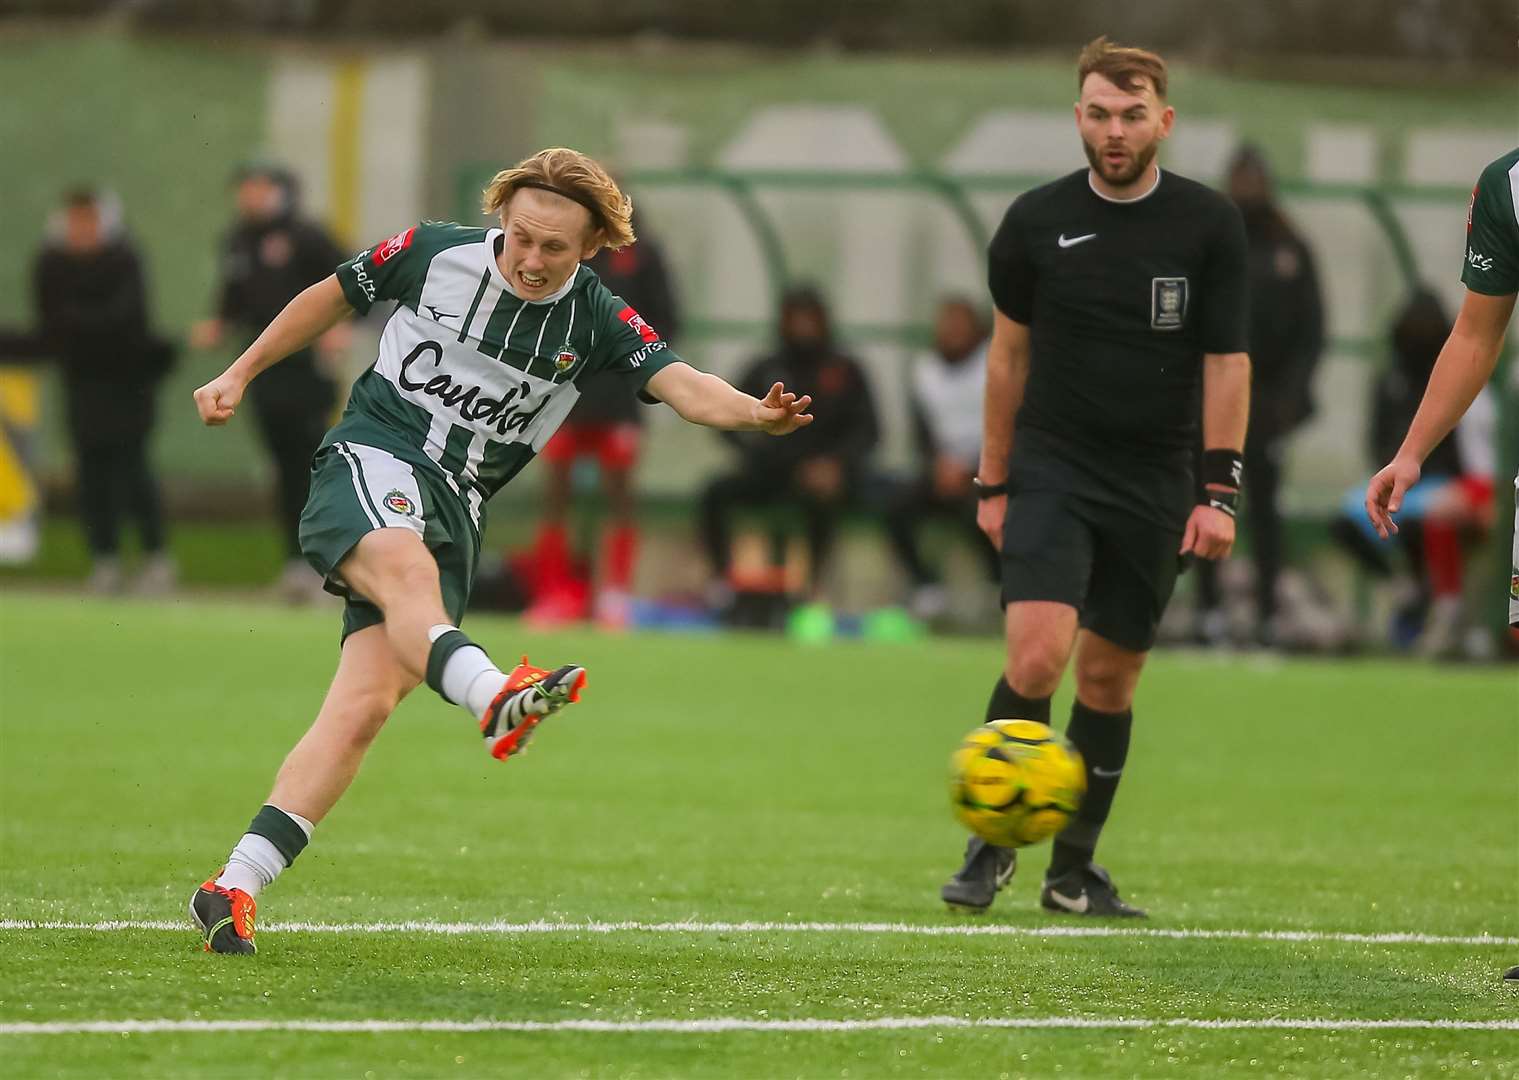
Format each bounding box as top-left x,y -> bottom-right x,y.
193,532 -> 585,954
1041,630 -> 1148,918
1001,601 -> 1080,701
191,626 -> 412,954
338,528 -> 586,760
943,601 -> 1079,912
338,529 -> 458,682
267,624 -> 418,824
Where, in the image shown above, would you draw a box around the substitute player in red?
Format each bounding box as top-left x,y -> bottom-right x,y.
941,39 -> 1251,916
188,148 -> 812,954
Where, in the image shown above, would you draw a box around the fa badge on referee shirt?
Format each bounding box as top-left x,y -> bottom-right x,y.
1150,277 -> 1188,330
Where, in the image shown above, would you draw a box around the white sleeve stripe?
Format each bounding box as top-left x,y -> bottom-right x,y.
334,442 -> 383,530
1507,158 -> 1519,232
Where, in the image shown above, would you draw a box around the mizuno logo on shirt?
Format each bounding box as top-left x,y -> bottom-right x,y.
1058,233 -> 1097,248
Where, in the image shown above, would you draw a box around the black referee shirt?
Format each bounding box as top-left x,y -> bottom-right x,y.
988,168 -> 1248,525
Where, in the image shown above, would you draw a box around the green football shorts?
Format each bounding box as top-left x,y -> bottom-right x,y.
298,440 -> 481,641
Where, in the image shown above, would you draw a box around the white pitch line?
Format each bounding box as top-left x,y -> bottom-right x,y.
0,918 -> 1514,947
3,1016 -> 1518,1036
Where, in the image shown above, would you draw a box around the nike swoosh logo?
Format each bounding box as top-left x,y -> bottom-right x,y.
1047,889 -> 1090,913
1058,232 -> 1097,248
1091,766 -> 1123,778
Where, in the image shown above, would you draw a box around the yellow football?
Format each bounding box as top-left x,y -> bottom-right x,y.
948,719 -> 1086,848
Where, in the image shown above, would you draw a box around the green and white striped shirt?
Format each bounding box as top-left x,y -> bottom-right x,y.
328,221 -> 679,525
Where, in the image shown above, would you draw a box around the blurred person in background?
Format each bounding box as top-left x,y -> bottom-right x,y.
191,162 -> 348,602
1342,289 -> 1497,658
1417,388 -> 1497,658
883,296 -> 1000,622
526,210 -> 681,628
699,285 -> 878,614
1335,290 -> 1462,642
33,189 -> 176,593
1192,145 -> 1324,648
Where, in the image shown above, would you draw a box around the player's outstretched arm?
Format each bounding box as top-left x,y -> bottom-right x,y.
1365,289 -> 1514,537
193,275 -> 353,426
643,361 -> 813,435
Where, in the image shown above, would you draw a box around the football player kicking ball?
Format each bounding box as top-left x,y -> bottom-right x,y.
188,148 -> 813,954
940,38 -> 1250,916
1362,148 -> 1519,985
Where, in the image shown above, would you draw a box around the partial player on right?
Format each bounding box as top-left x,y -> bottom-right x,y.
1365,147 -> 1518,637
1364,148 -> 1518,987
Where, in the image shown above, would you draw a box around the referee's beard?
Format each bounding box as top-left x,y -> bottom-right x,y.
1082,137 -> 1159,189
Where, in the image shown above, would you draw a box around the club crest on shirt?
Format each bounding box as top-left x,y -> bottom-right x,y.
1150,276 -> 1188,330
553,344 -> 580,374
383,489 -> 416,517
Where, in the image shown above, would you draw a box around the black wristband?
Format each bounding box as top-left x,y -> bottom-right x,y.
1205,490 -> 1240,518
1202,449 -> 1245,491
973,477 -> 1009,499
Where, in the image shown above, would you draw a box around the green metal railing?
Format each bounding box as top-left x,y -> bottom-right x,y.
455,164 -> 1474,356
455,163 -> 1515,630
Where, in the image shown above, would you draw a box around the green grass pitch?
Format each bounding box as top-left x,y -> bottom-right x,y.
1,591 -> 1515,1077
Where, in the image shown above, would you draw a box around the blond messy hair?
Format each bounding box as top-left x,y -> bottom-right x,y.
481,147 -> 635,251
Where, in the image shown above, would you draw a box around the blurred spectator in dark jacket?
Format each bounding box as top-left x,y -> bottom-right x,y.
883,297 -> 1000,621
700,286 -> 879,606
1194,145 -> 1325,647
33,189 -> 176,593
190,162 -> 347,601
526,213 -> 681,628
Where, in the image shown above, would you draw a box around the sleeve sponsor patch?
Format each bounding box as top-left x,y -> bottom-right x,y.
617,305 -> 660,343
371,226 -> 416,267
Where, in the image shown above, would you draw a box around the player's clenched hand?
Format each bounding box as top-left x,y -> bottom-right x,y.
753,381 -> 814,436
193,370 -> 247,426
1364,455 -> 1420,538
1180,503 -> 1235,560
977,493 -> 1007,552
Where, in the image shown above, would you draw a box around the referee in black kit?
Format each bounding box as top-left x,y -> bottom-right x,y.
941,37 -> 1251,917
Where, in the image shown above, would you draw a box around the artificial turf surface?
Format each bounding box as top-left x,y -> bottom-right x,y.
0,591 -> 1515,1077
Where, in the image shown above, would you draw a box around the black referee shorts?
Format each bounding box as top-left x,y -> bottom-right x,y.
1000,488 -> 1183,653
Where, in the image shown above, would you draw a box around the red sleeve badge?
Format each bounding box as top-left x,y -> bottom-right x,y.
372,226 -> 416,267
617,305 -> 660,343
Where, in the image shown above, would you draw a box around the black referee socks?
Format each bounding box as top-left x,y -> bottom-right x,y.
1050,701 -> 1133,876
985,676 -> 1052,725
